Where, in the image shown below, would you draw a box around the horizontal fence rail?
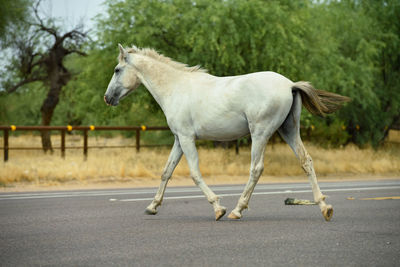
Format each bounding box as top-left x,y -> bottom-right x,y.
0,125 -> 170,162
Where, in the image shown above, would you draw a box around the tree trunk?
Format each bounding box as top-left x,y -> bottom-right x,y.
40,85 -> 61,152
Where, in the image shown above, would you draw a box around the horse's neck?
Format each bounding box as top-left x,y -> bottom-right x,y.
133,55 -> 184,110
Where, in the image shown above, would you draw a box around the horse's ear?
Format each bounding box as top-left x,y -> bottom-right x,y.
118,43 -> 126,56
118,43 -> 128,62
131,44 -> 138,52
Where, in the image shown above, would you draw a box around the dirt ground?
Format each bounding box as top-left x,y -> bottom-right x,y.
2,135 -> 399,192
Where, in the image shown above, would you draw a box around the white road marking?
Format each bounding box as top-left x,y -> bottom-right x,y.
0,184 -> 313,198
118,186 -> 400,202
0,181 -> 399,201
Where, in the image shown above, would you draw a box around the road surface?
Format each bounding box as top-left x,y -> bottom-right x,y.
1,180 -> 400,266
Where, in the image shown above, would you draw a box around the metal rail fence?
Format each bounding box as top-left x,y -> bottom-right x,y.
0,125 -> 170,162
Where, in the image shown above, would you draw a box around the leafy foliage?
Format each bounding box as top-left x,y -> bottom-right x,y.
0,0 -> 30,45
1,0 -> 399,147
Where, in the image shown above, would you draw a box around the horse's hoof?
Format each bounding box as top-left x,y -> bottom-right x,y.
227,211 -> 241,220
215,208 -> 226,221
145,207 -> 157,215
322,205 -> 333,221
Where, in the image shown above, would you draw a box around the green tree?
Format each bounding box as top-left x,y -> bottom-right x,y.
2,0 -> 399,147
87,0 -> 313,120
1,1 -> 89,151
360,0 -> 400,143
308,0 -> 400,146
0,0 -> 30,44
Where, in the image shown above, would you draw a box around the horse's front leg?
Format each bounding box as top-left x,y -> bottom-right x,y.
179,135 -> 226,221
145,136 -> 183,215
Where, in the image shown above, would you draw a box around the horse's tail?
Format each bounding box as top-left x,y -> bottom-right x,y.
292,81 -> 350,117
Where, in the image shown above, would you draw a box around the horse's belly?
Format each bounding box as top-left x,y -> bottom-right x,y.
193,117 -> 249,141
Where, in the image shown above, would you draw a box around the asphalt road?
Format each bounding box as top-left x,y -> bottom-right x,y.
1,180 -> 400,266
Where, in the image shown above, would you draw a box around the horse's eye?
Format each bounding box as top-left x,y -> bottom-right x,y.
115,68 -> 120,74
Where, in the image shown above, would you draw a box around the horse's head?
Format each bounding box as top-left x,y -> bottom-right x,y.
104,44 -> 141,106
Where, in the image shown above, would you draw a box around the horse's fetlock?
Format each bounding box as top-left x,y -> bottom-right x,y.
152,198 -> 162,207
317,195 -> 327,204
238,199 -> 248,210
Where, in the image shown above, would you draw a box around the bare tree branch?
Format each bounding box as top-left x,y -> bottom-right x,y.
65,49 -> 87,56
6,76 -> 46,93
56,29 -> 87,48
32,0 -> 58,39
3,0 -> 90,152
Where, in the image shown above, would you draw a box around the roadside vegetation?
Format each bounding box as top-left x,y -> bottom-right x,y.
1,0 -> 399,148
1,1 -> 399,188
1,135 -> 399,188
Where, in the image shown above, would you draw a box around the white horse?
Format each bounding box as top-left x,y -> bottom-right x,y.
104,44 -> 349,221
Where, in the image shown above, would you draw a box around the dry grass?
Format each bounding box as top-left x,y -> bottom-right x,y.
388,129 -> 400,143
1,134 -> 400,188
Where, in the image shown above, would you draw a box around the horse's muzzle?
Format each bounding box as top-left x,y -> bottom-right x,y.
104,95 -> 118,106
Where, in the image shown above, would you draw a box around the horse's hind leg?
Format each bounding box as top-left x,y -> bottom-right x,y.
294,137 -> 333,221
179,135 -> 226,221
278,92 -> 333,221
145,136 -> 183,215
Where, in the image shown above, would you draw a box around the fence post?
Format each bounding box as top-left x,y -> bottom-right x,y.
83,129 -> 88,160
3,129 -> 9,162
136,129 -> 140,152
61,130 -> 66,159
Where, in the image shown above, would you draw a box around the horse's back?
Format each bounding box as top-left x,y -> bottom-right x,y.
233,71 -> 294,120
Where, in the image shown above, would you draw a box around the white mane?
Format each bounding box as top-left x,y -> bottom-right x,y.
125,47 -> 207,73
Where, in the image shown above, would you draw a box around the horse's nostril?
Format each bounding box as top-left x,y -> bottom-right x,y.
104,94 -> 117,106
104,95 -> 112,106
